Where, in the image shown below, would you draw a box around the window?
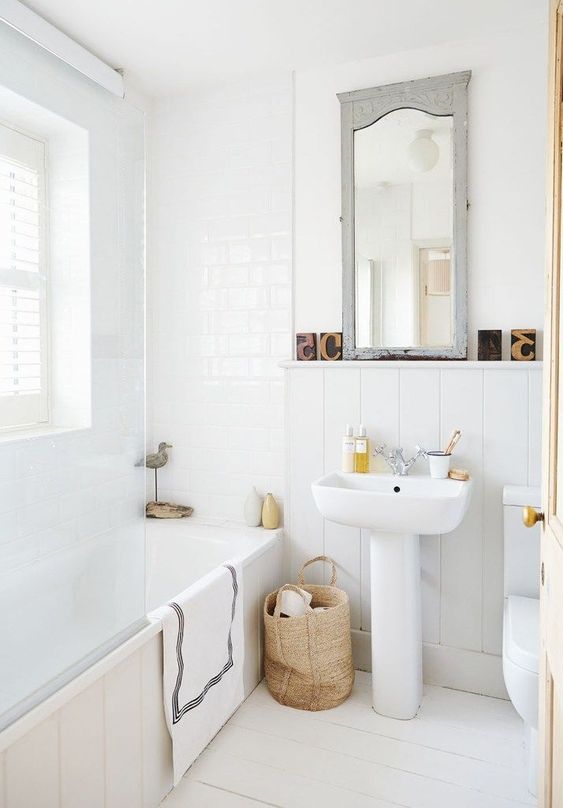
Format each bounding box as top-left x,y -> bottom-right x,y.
0,122 -> 48,431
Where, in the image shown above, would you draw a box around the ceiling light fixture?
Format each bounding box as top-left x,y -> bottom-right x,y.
407,129 -> 439,173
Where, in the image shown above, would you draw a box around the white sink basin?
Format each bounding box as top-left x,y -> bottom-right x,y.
311,470 -> 473,720
312,471 -> 472,534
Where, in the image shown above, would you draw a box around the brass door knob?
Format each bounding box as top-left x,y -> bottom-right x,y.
523,506 -> 544,528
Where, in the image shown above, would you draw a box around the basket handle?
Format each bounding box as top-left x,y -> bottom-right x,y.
273,584 -> 314,618
297,555 -> 338,587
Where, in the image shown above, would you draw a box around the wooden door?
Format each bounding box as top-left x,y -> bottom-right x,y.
418,245 -> 452,347
540,3 -> 563,804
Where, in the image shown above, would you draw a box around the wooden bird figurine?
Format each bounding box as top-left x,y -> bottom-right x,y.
145,442 -> 172,470
144,442 -> 172,503
143,441 -> 193,519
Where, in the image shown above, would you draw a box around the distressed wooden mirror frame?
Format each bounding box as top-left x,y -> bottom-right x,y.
339,71 -> 471,360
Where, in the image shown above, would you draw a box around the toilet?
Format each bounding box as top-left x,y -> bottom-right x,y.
502,485 -> 541,796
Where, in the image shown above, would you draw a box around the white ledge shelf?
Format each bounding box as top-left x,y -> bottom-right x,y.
279,360 -> 543,369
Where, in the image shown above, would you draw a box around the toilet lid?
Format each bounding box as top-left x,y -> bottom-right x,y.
505,595 -> 539,674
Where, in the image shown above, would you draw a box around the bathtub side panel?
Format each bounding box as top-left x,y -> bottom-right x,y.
104,652 -> 143,808
60,680 -> 105,808
243,554 -> 263,696
142,635 -> 173,807
243,534 -> 284,696
0,529 -> 284,807
0,751 -> 4,808
5,716 -> 59,808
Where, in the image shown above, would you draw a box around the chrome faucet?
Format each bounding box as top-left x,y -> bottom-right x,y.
373,445 -> 427,476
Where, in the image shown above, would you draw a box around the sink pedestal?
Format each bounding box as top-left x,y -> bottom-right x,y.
370,531 -> 422,719
312,470 -> 473,720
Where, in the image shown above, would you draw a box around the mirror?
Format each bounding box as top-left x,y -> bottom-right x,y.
354,110 -> 453,349
339,72 -> 470,359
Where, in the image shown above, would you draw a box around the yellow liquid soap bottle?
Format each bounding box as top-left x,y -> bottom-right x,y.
355,424 -> 370,473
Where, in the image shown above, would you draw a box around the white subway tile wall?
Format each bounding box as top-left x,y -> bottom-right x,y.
147,77 -> 292,520
286,364 -> 542,696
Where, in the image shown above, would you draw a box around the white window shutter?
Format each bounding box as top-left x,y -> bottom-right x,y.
0,124 -> 48,429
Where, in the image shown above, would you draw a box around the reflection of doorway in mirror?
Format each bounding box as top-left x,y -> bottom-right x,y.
416,245 -> 452,347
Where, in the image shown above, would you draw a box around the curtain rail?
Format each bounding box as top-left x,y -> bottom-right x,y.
0,0 -> 124,98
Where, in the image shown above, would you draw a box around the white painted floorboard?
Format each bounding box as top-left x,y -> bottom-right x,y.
161,672 -> 535,808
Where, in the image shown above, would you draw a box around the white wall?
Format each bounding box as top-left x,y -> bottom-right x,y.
143,10 -> 548,701
294,19 -> 548,359
285,12 -> 548,696
286,362 -> 542,697
147,76 -> 292,520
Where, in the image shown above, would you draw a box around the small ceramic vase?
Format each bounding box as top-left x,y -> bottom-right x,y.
261,492 -> 280,529
244,486 -> 263,527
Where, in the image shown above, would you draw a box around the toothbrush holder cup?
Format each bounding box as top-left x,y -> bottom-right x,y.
427,451 -> 451,479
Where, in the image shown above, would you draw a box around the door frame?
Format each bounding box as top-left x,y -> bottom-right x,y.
544,0 -> 563,549
540,1 -> 563,803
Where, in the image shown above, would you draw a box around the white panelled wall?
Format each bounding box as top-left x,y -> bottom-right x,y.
147,76 -> 292,520
286,362 -> 542,697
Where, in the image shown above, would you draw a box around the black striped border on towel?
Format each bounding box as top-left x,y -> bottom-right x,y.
168,563 -> 238,724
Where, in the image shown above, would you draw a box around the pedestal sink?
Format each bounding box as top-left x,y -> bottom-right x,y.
311,471 -> 472,719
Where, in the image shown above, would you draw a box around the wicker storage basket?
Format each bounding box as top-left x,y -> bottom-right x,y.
263,555 -> 354,711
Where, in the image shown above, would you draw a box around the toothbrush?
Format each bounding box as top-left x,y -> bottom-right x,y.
444,429 -> 461,455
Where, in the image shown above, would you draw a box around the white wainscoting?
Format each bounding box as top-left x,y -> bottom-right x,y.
284,361 -> 542,698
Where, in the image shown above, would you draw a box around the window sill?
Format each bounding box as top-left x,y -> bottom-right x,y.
0,424 -> 89,445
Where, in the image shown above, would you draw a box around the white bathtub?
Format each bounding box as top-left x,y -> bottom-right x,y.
147,518 -> 282,611
146,518 -> 284,699
0,519 -> 283,808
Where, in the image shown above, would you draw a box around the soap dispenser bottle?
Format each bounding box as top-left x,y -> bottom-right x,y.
355,425 -> 370,473
342,424 -> 355,473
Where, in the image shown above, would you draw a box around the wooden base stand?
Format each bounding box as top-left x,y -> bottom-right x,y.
146,501 -> 193,519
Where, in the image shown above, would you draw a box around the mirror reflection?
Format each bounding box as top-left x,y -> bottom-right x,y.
354,109 -> 453,349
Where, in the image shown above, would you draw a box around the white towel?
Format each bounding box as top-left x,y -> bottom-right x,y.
159,561 -> 244,785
